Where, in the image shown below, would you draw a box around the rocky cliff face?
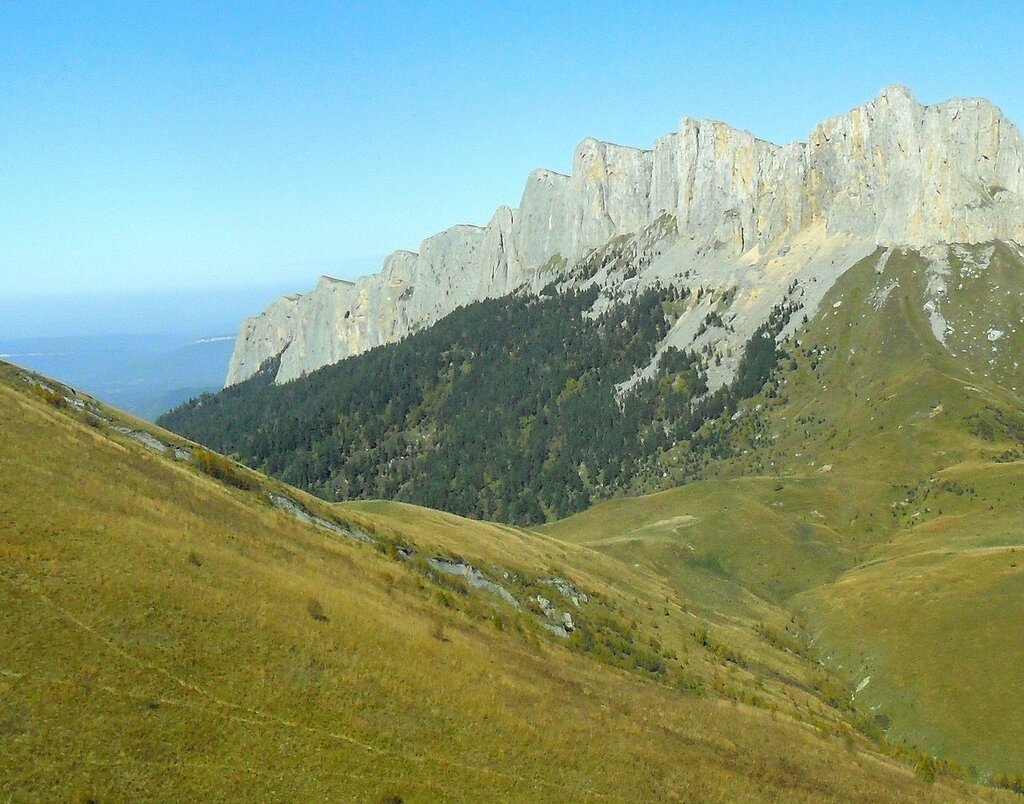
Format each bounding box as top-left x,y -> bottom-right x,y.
226,86 -> 1024,386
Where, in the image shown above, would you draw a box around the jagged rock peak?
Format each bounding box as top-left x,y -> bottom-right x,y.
226,87 -> 1024,386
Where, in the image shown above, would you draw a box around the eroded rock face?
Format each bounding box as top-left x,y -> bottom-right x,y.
227,87 -> 1024,386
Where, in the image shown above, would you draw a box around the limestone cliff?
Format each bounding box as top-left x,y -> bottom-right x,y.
226,86 -> 1024,386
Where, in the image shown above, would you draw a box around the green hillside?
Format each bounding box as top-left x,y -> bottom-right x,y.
2,362 -> 1009,801
545,243 -> 1024,780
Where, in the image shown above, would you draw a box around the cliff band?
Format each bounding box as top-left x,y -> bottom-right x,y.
226,86 -> 1024,386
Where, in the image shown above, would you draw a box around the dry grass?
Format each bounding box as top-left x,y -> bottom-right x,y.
0,364 -> 1006,801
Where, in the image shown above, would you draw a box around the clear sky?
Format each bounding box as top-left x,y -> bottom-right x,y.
2,1 -> 1022,333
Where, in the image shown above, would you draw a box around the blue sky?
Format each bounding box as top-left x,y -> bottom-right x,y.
2,1 -> 1023,333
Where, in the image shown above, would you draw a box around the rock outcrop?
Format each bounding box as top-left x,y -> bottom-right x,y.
226,86 -> 1024,386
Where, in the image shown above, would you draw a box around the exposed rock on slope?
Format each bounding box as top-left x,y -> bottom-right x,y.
227,86 -> 1024,386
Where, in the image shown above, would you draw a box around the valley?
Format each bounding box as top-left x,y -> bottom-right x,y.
159,241 -> 1024,790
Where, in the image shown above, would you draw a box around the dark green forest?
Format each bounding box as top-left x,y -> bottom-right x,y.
161,284 -> 794,524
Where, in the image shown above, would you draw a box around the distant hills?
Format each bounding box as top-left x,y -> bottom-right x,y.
1,331 -> 234,420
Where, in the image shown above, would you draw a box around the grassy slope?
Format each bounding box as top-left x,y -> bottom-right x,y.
544,244 -> 1024,779
779,244 -> 1024,775
2,364 -> 998,802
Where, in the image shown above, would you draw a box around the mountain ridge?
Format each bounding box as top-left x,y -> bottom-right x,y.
226,85 -> 1024,386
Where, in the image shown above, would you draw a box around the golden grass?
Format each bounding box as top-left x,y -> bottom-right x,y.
0,365 -> 1005,801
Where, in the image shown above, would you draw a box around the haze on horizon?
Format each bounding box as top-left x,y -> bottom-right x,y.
2,1 -> 1023,336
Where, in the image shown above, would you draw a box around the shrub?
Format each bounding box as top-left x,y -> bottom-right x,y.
193,447 -> 257,491
631,648 -> 667,675
993,773 -> 1024,794
914,756 -> 937,784
307,598 -> 328,622
31,384 -> 67,408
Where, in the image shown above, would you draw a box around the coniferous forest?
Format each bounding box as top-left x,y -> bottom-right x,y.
162,284 -> 791,524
